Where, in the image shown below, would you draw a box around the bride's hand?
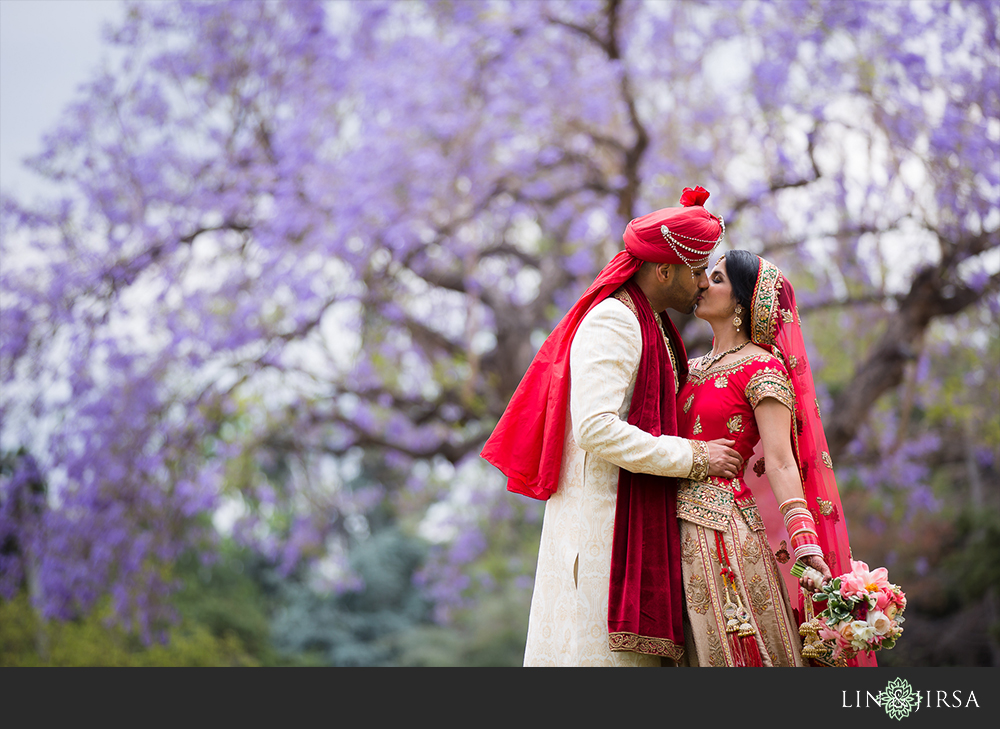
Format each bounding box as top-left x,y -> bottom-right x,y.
799,555 -> 833,591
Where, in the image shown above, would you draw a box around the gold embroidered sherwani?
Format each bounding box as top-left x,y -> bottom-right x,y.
522,297 -> 701,667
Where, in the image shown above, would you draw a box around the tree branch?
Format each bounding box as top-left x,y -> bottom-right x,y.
826,266 -> 1000,460
727,127 -> 823,221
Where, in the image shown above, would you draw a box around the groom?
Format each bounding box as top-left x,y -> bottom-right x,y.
482,187 -> 743,666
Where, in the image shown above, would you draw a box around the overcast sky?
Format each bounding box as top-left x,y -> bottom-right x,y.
0,0 -> 126,202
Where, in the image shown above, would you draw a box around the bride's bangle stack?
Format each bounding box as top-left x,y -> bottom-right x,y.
779,497 -> 822,561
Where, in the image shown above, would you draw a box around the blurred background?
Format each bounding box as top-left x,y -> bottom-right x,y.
0,0 -> 997,667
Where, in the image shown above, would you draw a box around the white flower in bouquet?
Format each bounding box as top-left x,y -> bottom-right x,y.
868,610 -> 892,636
849,621 -> 877,650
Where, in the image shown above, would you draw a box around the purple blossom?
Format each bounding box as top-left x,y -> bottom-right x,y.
0,0 -> 995,633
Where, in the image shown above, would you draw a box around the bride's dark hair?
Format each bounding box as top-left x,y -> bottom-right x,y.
723,249 -> 760,314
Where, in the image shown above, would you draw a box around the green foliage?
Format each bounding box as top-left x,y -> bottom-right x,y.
941,509 -> 1000,606
0,526 -> 529,667
0,592 -> 259,667
259,520 -> 533,666
169,545 -> 299,666
0,541 -> 299,667
393,589 -> 530,667
268,528 -> 434,666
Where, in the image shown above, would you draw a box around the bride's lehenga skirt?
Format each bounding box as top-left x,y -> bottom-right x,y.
679,509 -> 805,667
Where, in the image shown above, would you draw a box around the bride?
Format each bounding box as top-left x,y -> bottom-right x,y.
676,250 -> 874,667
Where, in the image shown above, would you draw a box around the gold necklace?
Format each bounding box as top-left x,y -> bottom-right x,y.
702,340 -> 750,370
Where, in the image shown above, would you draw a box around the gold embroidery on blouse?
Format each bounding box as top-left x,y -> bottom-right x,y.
745,369 -> 796,411
687,353 -> 780,387
692,414 -> 702,435
714,375 -> 729,388
677,479 -> 765,533
738,498 -> 766,532
677,479 -> 732,531
727,415 -> 744,434
683,394 -> 694,413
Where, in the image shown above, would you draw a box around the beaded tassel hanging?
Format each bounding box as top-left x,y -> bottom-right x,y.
715,531 -> 764,667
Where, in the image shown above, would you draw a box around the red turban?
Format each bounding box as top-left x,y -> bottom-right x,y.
623,186 -> 725,267
481,186 -> 725,501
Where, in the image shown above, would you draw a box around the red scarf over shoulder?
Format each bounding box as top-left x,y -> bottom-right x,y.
480,250 -> 644,500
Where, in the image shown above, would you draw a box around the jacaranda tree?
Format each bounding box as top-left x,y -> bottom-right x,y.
1,0 -> 997,642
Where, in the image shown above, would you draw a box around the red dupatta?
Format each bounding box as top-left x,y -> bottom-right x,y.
605,279 -> 687,660
480,250 -> 643,500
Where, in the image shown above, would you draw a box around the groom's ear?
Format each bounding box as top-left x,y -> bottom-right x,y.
657,263 -> 674,285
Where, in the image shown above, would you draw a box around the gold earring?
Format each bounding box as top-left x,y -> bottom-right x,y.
733,304 -> 743,332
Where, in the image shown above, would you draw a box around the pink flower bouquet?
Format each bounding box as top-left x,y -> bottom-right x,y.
792,559 -> 906,664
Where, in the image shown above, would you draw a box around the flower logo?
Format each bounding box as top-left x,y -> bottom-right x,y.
877,677 -> 920,720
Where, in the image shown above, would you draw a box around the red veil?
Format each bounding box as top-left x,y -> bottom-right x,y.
741,257 -> 877,667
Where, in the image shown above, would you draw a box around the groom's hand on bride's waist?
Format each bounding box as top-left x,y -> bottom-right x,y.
705,438 -> 743,480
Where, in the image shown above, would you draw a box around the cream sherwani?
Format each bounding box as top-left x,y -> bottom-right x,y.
523,297 -> 697,667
